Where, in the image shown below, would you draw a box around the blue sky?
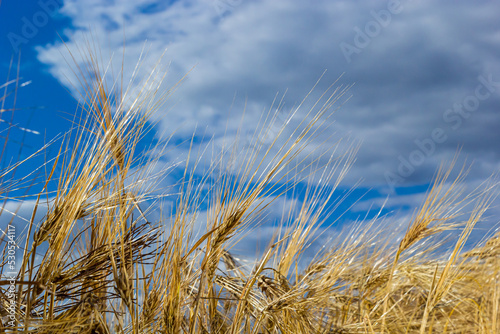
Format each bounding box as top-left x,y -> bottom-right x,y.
1,0 -> 500,254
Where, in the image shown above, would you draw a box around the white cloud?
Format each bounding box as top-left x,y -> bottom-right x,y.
33,0 -> 500,254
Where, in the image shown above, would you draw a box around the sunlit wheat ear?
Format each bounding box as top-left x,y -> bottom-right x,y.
256,274 -> 297,312
220,249 -> 247,279
257,275 -> 282,301
464,232 -> 500,258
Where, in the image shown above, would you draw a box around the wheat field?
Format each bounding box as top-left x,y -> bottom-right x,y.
0,43 -> 499,334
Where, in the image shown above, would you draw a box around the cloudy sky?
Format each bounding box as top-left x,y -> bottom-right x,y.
1,0 -> 500,254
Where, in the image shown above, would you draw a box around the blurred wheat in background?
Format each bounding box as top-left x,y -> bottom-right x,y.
1,41 -> 500,334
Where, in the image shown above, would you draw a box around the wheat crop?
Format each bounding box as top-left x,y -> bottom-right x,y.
0,41 -> 499,334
